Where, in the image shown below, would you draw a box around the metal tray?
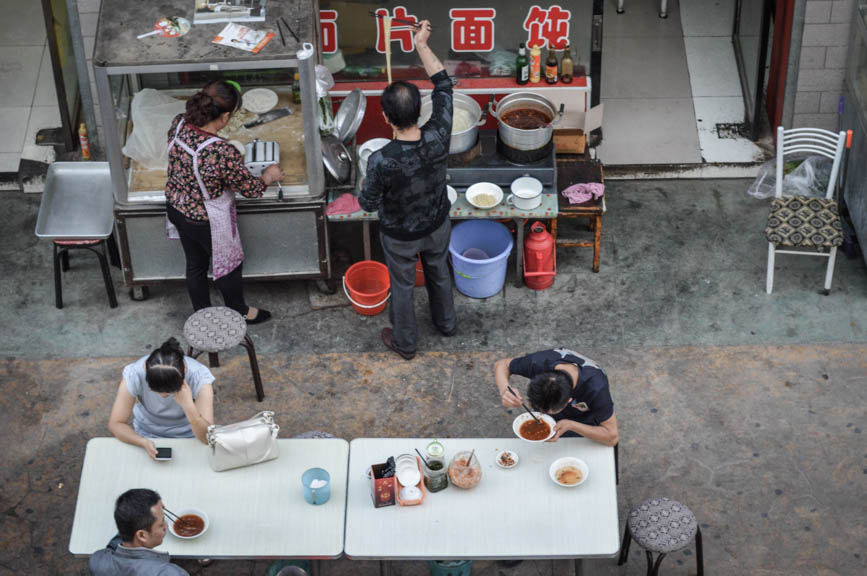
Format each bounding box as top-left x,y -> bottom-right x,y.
35,162 -> 114,239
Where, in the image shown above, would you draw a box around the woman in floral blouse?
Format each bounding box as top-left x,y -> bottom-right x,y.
165,80 -> 282,324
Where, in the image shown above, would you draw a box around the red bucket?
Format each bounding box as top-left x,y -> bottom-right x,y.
343,261 -> 390,316
415,255 -> 425,287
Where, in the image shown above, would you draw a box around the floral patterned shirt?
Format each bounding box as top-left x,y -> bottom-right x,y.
165,114 -> 265,221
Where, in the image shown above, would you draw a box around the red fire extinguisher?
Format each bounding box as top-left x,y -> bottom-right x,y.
523,221 -> 556,290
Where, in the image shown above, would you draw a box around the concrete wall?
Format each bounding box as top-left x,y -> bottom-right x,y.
792,0 -> 855,130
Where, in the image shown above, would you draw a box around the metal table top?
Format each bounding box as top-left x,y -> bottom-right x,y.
35,162 -> 115,239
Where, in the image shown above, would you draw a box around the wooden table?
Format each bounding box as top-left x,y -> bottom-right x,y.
69,438 -> 349,562
345,438 -> 619,574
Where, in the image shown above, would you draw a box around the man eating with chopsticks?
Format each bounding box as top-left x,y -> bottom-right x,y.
493,348 -> 619,447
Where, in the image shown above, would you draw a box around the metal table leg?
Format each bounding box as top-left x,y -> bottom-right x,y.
379,559 -> 393,576
514,218 -> 524,287
311,559 -> 322,576
574,558 -> 584,576
363,220 -> 371,260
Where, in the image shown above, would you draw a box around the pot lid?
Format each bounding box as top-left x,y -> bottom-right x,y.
510,176 -> 543,198
335,88 -> 366,143
321,134 -> 352,183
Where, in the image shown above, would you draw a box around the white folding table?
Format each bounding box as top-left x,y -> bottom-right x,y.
345,438 -> 619,574
69,437 -> 349,561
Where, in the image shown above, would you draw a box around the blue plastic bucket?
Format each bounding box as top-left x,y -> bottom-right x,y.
448,220 -> 513,298
428,560 -> 472,576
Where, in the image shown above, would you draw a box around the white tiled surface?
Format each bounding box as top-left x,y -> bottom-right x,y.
33,45 -> 57,107
605,0 -> 682,37
680,0 -> 735,37
0,107 -> 31,153
0,0 -> 46,46
684,36 -> 743,97
0,153 -> 20,172
601,35 -> 693,99
24,105 -> 61,147
693,96 -> 765,163
0,46 -> 45,106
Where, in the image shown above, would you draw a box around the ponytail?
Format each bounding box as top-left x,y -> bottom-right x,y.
145,337 -> 186,393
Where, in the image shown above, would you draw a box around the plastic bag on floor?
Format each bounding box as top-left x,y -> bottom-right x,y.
121,89 -> 186,170
747,155 -> 833,199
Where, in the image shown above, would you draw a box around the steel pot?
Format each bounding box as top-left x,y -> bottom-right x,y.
489,92 -> 564,151
419,93 -> 487,154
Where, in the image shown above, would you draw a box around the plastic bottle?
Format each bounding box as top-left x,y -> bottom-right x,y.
292,72 -> 301,104
545,47 -> 559,84
516,42 -> 529,85
560,42 -> 574,84
529,44 -> 542,84
78,123 -> 91,160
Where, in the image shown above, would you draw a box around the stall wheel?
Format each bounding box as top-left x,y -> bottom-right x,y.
129,286 -> 150,301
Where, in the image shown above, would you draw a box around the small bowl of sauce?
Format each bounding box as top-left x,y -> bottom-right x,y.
167,508 -> 209,539
549,457 -> 589,487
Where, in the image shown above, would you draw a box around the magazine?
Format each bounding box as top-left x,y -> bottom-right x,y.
212,23 -> 274,53
194,0 -> 267,25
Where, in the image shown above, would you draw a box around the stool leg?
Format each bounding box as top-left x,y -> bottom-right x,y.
650,552 -> 666,576
187,346 -> 202,360
696,526 -> 704,576
97,241 -> 118,308
618,523 -> 632,565
53,243 -> 63,309
241,334 -> 265,401
107,232 -> 121,268
208,353 -> 220,367
550,217 -> 558,243
645,550 -> 654,576
592,215 -> 601,273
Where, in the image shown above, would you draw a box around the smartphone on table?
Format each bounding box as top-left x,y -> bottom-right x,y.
155,447 -> 172,461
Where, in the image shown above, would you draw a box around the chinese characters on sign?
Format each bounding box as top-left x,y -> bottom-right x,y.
319,5 -> 572,56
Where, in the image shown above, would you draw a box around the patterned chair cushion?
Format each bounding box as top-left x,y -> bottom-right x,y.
183,306 -> 247,353
765,196 -> 843,248
628,497 -> 697,554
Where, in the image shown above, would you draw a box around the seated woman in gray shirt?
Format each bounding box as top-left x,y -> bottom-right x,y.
109,338 -> 214,458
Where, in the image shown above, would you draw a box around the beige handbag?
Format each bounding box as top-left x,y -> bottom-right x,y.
206,411 -> 280,472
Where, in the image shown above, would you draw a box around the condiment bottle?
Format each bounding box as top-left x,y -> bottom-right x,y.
78,123 -> 91,160
560,42 -> 574,84
423,441 -> 448,492
545,47 -> 559,84
529,44 -> 542,84
516,42 -> 529,85
292,72 -> 301,104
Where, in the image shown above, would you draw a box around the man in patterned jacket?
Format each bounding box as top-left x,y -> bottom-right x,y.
360,20 -> 456,360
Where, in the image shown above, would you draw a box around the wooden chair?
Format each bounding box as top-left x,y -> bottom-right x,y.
552,158 -> 605,272
765,126 -> 849,295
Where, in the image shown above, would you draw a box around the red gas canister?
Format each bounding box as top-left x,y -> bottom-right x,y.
523,221 -> 556,290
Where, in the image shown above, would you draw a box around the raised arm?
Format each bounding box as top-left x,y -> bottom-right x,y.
414,21 -> 444,77
494,358 -> 524,408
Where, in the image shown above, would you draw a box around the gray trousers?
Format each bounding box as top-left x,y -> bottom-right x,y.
380,218 -> 457,354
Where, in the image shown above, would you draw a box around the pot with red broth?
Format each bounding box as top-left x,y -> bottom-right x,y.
501,108 -> 552,130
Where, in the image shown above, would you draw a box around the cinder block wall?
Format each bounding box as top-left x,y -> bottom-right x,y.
793,0 -> 854,130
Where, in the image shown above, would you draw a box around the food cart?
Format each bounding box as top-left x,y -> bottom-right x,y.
92,0 -> 328,299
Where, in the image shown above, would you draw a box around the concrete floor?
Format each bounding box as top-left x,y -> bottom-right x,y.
0,179 -> 865,575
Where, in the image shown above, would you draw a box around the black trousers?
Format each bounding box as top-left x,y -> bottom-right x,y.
167,205 -> 248,315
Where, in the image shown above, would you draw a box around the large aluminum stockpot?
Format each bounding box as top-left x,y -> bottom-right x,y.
489,92 -> 564,151
419,92 -> 486,154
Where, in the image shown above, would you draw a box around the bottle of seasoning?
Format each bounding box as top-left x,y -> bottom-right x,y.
516,42 -> 529,85
560,42 -> 574,84
292,72 -> 301,104
423,440 -> 448,492
529,44 -> 542,84
78,123 -> 91,160
545,46 -> 559,84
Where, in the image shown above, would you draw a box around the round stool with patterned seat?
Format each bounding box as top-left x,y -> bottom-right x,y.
183,306 -> 264,401
618,497 -> 703,576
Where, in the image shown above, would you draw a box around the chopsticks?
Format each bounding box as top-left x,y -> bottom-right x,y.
163,507 -> 192,528
368,11 -> 427,29
276,19 -> 286,46
279,17 -> 300,43
506,384 -> 541,424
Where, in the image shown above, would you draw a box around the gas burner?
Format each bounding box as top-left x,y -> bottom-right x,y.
496,136 -> 553,165
446,130 -> 557,189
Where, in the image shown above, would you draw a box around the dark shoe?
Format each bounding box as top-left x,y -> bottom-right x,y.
245,308 -> 272,325
437,325 -> 457,337
381,327 -> 415,360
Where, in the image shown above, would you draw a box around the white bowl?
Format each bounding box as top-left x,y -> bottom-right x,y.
495,450 -> 519,469
167,508 -> 209,540
512,412 -> 557,443
466,182 -> 504,209
357,138 -> 391,179
447,185 -> 457,206
549,457 -> 589,487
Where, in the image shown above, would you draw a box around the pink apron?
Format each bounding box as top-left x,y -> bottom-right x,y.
167,119 -> 244,279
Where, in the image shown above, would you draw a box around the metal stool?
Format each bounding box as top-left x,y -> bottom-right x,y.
618,497 -> 703,576
183,306 -> 265,401
53,239 -> 118,309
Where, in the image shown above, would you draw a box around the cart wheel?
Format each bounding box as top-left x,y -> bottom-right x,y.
129,286 -> 150,301
315,279 -> 337,295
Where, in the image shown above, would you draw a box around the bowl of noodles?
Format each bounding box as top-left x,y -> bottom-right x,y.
512,412 -> 556,443
549,457 -> 589,487
466,182 -> 503,210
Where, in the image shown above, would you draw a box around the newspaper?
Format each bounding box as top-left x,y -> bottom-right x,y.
212,22 -> 274,53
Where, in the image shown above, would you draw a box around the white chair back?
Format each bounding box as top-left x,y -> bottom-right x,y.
775,126 -> 847,200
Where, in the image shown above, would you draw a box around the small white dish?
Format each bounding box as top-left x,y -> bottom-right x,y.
549,457 -> 589,487
167,508 -> 209,540
512,412 -> 557,443
396,466 -> 421,487
495,450 -> 519,469
447,185 -> 457,206
466,182 -> 504,209
243,88 -> 278,114
399,485 -> 422,501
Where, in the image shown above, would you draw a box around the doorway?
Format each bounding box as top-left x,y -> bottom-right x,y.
733,0 -> 773,140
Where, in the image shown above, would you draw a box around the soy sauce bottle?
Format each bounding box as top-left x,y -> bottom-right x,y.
516,42 -> 529,85
560,42 -> 574,84
545,47 -> 559,84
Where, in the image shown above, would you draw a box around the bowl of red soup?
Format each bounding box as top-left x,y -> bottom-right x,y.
167,508 -> 209,540
512,412 -> 556,443
549,457 -> 589,487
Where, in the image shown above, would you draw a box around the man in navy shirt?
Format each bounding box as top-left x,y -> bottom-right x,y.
493,348 -> 619,446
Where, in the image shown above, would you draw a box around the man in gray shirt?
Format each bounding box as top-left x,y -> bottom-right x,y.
89,488 -> 189,575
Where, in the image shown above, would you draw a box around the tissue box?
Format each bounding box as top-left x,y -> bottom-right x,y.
369,463 -> 395,508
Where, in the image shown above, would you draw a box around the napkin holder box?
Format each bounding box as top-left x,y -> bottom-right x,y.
244,140 -> 280,177
369,462 -> 395,508
395,456 -> 426,507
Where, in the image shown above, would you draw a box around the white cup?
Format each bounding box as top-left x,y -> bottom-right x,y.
506,193 -> 542,210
